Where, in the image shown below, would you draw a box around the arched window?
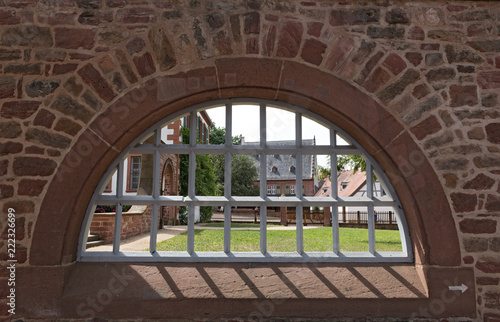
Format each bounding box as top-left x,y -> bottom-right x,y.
79,99 -> 412,263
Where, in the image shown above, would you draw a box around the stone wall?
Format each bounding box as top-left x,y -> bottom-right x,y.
0,0 -> 499,320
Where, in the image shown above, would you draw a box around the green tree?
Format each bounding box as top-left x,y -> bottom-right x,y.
316,155 -> 367,181
231,155 -> 259,196
179,127 -> 215,223
209,125 -> 258,196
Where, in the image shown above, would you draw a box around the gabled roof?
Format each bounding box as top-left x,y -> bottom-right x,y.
314,170 -> 367,197
243,139 -> 316,180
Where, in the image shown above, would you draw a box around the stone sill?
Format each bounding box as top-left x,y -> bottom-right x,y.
15,263 -> 475,319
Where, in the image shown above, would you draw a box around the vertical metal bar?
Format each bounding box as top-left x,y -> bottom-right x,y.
330,129 -> 339,254
260,103 -> 267,254
113,202 -> 122,254
117,160 -> 124,199
225,103 -> 232,146
113,160 -> 125,254
189,111 -> 197,147
224,153 -> 231,253
367,162 -> 375,254
224,103 -> 232,253
150,133 -> 161,253
188,111 -> 197,255
187,204 -> 195,254
295,113 -> 303,254
224,202 -> 231,253
150,203 -> 159,253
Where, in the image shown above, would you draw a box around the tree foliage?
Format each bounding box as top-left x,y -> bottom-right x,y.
316,155 -> 367,181
231,155 -> 259,196
179,127 -> 215,222
209,125 -> 258,196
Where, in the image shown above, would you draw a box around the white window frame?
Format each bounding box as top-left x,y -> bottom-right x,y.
290,185 -> 295,195
78,98 -> 413,263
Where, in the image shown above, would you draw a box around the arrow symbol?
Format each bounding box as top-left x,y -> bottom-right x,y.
448,284 -> 468,293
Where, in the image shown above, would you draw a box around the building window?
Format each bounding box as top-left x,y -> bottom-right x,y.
79,99 -> 412,263
103,179 -> 112,193
127,155 -> 141,192
341,182 -> 349,191
290,165 -> 295,173
271,166 -> 277,173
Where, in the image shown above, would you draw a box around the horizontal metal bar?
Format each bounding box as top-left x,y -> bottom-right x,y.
94,195 -> 395,208
130,144 -> 360,156
80,251 -> 412,263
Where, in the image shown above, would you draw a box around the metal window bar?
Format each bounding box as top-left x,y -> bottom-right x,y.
295,112 -> 303,254
366,161 -> 375,255
150,130 -> 161,253
260,103 -> 267,255
224,103 -> 232,253
112,160 -> 125,254
79,98 -> 413,263
330,129 -> 339,255
187,111 -> 197,254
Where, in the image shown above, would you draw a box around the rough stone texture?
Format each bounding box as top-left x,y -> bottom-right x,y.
133,52 -> 156,77
148,28 -> 176,71
367,26 -> 405,39
276,21 -> 303,58
410,115 -> 441,140
426,68 -> 456,83
55,28 -> 95,50
50,94 -> 94,123
54,117 -> 83,136
13,156 -> 56,176
378,69 -> 419,104
449,85 -> 477,107
77,63 -> 116,102
0,1 -> 498,321
25,80 -> 59,98
486,123 -> 500,144
18,179 -> 46,196
460,219 -> 497,234
300,38 -> 326,66
33,108 -> 55,128
463,174 -> 496,190
126,36 -> 146,55
1,100 -> 40,119
25,128 -> 72,149
1,25 -> 53,47
329,8 -> 380,26
0,141 -> 22,156
0,76 -> 16,98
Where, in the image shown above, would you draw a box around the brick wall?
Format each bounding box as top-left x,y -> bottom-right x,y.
0,0 -> 499,320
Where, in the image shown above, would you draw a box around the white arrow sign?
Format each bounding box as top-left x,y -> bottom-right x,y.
448,284 -> 468,293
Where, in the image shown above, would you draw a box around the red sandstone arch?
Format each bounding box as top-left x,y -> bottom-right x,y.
31,58 -> 460,267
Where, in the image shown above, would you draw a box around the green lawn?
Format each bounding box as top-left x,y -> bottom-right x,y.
201,222 -> 279,228
155,227 -> 402,252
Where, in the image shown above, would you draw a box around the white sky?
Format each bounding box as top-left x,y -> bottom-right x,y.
205,105 -> 343,167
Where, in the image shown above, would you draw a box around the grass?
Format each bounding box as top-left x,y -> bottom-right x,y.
201,222 -> 279,228
155,227 -> 402,252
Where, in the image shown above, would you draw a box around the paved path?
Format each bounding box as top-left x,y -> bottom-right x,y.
87,223 -> 323,252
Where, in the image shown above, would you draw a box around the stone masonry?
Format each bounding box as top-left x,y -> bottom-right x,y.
0,0 -> 499,320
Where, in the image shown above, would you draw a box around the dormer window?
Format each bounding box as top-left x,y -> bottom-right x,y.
289,165 -> 295,173
323,187 -> 328,193
341,182 -> 349,191
272,166 -> 277,173
274,154 -> 279,158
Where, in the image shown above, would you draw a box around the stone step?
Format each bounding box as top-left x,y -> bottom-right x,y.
87,234 -> 101,242
86,239 -> 107,248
